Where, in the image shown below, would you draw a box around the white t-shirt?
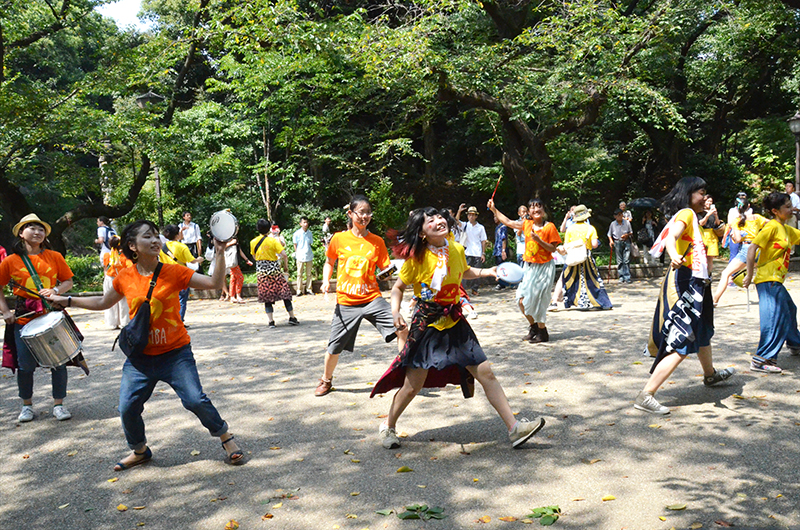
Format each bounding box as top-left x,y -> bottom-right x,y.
460,220 -> 487,258
181,221 -> 202,246
790,192 -> 800,212
97,226 -> 114,258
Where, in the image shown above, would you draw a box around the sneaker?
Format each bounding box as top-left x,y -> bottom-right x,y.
288,317 -> 299,326
788,346 -> 800,356
704,367 -> 737,386
467,311 -> 478,320
509,417 -> 545,448
18,405 -> 34,423
634,392 -> 670,415
315,377 -> 333,397
547,303 -> 558,312
750,357 -> 781,373
268,321 -> 276,329
379,423 -> 401,449
529,326 -> 549,344
52,405 -> 72,421
494,284 -> 504,291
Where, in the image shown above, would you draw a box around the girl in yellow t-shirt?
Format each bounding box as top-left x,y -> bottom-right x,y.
103,236 -> 133,329
635,177 -> 735,416
713,203 -> 767,305
558,205 -> 613,310
487,198 -> 562,343
742,192 -> 800,373
370,207 -> 545,451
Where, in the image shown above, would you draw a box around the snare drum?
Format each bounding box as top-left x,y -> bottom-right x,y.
19,311 -> 82,369
209,210 -> 239,242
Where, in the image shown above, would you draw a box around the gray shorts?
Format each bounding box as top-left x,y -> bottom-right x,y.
327,297 -> 397,355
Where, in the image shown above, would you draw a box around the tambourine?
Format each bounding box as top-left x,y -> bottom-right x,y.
209,210 -> 238,242
376,263 -> 397,281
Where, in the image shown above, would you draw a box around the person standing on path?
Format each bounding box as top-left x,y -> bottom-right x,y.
161,225 -> 204,322
742,192 -> 800,374
250,220 -> 297,328
315,195 -> 407,397
608,208 -> 633,283
560,206 -> 613,310
492,213 -> 509,290
370,207 -> 545,450
322,216 -> 333,251
456,206 -> 488,296
635,177 -> 735,415
514,205 -> 528,267
95,216 -> 116,264
0,214 -> 76,423
224,239 -> 252,304
49,220 -> 245,470
488,198 -> 562,343
102,236 -> 133,329
293,216 -> 314,296
179,212 -> 202,258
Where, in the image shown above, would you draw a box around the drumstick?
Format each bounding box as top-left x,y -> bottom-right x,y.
15,311 -> 38,320
489,173 -> 503,204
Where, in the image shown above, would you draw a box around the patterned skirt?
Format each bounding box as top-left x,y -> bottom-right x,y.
256,260 -> 293,303
562,255 -> 613,310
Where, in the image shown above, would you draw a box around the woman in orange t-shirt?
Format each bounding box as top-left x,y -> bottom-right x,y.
50,220 -> 245,471
102,236 -> 132,329
488,198 -> 562,344
0,213 -> 75,423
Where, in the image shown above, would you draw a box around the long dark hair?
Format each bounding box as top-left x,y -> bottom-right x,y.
392,207 -> 440,262
121,220 -> 159,262
763,192 -> 789,218
736,192 -> 750,228
660,177 -> 707,218
12,222 -> 51,256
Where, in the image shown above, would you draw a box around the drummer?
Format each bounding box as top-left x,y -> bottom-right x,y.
49,220 -> 245,469
0,214 -> 75,423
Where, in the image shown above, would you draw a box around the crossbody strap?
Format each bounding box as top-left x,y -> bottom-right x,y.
253,236 -> 268,256
20,253 -> 52,311
146,262 -> 163,302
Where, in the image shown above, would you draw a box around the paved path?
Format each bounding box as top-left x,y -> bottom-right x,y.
1,276 -> 799,529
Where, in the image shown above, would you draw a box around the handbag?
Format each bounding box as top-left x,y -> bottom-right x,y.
631,242 -> 641,259
637,227 -> 653,246
113,262 -> 162,359
563,240 -> 588,266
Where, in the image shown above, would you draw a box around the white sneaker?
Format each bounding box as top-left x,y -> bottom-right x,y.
509,417 -> 545,448
379,423 -> 401,449
634,392 -> 670,415
18,405 -> 34,423
467,311 -> 478,320
52,405 -> 72,421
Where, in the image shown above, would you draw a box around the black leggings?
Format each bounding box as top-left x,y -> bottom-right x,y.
265,300 -> 293,314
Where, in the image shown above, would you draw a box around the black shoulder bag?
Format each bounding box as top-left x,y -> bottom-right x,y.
113,263 -> 163,359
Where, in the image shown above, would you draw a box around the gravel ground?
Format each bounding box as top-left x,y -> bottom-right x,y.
1,274 -> 799,530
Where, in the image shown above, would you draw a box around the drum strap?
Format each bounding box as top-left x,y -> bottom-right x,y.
20,254 -> 52,311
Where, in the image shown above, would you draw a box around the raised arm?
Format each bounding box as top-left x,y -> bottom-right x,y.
487,199 -> 523,230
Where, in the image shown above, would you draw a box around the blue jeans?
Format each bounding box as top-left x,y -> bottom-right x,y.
14,323 -> 67,401
614,240 -> 631,282
118,344 -> 228,451
755,282 -> 800,362
179,288 -> 189,320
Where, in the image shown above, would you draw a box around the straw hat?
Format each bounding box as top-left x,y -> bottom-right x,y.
467,206 -> 479,214
12,213 -> 51,237
572,205 -> 592,222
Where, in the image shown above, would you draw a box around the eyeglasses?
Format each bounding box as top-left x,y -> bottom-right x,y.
352,210 -> 373,218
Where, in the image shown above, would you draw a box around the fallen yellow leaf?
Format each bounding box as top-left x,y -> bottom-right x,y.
690,523 -> 702,529
602,495 -> 616,501
396,466 -> 413,473
499,516 -> 518,522
350,459 -> 360,463
224,521 -> 239,530
477,515 -> 491,523
107,478 -> 119,483
272,502 -> 283,509
659,516 -> 666,521
133,506 -> 146,510
58,503 -> 69,509
350,492 -> 360,496
346,514 -> 357,519
666,503 -> 687,510
117,504 -> 128,512
190,450 -> 200,456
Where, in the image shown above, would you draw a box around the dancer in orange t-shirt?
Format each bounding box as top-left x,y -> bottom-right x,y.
314,195 -> 408,397
50,220 -> 245,471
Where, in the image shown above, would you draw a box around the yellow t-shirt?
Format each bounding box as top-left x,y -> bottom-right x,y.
752,219 -> 800,284
160,240 -> 194,266
738,215 -> 768,243
250,235 -> 283,261
564,223 -> 598,250
399,241 -> 469,330
670,208 -> 700,269
327,230 -> 390,306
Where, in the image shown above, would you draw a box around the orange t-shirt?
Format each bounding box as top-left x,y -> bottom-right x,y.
523,221 -> 562,263
326,230 -> 390,306
0,250 -> 73,325
113,264 -> 195,356
103,250 -> 132,278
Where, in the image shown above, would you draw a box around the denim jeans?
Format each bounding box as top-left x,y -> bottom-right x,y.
614,240 -> 631,282
179,287 -> 189,320
14,323 -> 68,401
755,281 -> 800,362
118,344 -> 228,451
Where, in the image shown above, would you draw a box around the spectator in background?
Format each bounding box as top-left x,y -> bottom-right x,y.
639,209 -> 658,267
161,224 -> 204,321
608,208 -> 633,283
785,182 -> 800,230
620,201 -> 633,222
492,213 -> 509,290
179,212 -> 203,258
95,216 -> 116,263
224,239 -> 252,304
293,216 -> 314,296
322,216 -> 333,251
559,205 -> 576,232
515,205 -> 528,267
269,222 -> 289,270
456,206 -> 488,296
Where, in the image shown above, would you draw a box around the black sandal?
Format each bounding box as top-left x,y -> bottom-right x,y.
221,435 -> 245,466
114,447 -> 152,472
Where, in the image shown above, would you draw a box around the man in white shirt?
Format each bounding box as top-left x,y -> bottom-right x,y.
292,216 -> 314,296
456,206 -> 488,296
785,181 -> 800,229
95,216 -> 115,263
179,211 -> 202,258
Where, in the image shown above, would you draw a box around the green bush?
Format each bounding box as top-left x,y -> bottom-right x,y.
65,254 -> 104,293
